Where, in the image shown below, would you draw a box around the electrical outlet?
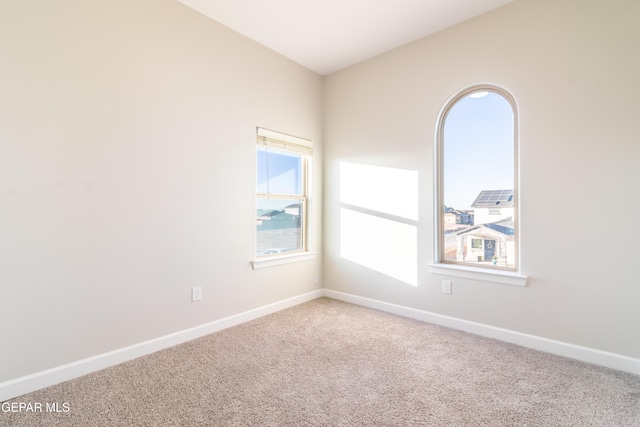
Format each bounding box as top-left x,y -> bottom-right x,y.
442,280 -> 452,294
191,286 -> 202,302
314,273 -> 319,284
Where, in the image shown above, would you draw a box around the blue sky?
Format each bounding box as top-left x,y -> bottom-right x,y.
443,91 -> 514,210
256,147 -> 302,195
256,147 -> 303,211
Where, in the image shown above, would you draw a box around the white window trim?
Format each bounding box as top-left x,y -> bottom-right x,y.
432,83 -> 526,286
427,263 -> 527,286
251,251 -> 317,270
255,127 -> 313,264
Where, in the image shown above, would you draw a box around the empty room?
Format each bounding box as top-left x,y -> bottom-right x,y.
1,0 -> 639,425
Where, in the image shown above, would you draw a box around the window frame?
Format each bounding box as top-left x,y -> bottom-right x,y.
471,238 -> 483,249
430,83 -> 527,286
252,127 -> 315,269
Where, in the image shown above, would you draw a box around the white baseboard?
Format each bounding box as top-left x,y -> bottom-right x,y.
321,289 -> 640,376
3,287 -> 637,402
0,289 -> 323,402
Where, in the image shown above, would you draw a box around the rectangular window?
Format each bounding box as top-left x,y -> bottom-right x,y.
471,238 -> 482,249
256,128 -> 311,257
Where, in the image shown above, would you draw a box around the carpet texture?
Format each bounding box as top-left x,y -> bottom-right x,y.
2,298 -> 639,426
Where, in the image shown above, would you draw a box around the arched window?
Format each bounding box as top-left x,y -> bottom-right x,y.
435,84 -> 520,273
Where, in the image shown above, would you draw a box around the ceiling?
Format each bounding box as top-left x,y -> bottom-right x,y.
178,0 -> 515,76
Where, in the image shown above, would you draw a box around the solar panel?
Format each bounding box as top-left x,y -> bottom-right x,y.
471,189 -> 514,207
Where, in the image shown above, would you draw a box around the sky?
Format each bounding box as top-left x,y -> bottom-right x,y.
443,91 -> 514,210
256,147 -> 303,211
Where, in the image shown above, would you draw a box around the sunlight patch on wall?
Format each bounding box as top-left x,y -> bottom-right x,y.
340,209 -> 417,286
339,162 -> 418,286
340,162 -> 419,221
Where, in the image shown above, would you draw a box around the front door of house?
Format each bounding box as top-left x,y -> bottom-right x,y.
484,239 -> 495,261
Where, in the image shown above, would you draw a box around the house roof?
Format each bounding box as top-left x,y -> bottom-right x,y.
457,217 -> 514,237
444,206 -> 472,215
484,223 -> 515,236
471,189 -> 514,208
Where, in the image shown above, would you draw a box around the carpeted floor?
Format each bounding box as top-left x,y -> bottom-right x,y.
2,297 -> 639,426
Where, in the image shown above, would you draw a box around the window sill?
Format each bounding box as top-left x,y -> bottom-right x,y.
251,251 -> 317,270
427,263 -> 528,287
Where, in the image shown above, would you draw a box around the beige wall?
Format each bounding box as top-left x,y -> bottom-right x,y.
324,0 -> 640,358
0,0 -> 322,382
2,0 -> 639,387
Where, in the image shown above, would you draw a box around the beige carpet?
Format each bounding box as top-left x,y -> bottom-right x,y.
2,298 -> 639,426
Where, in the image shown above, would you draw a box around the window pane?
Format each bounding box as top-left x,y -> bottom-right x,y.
256,147 -> 302,195
442,90 -> 515,268
256,198 -> 303,255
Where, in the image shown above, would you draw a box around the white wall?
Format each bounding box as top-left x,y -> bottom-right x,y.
473,207 -> 513,226
2,0 -> 638,392
0,0 -> 322,383
324,0 -> 640,359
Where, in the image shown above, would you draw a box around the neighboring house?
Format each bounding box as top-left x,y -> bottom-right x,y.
471,189 -> 514,225
444,206 -> 474,230
443,209 -> 458,230
256,207 -> 301,230
256,203 -> 303,255
459,210 -> 474,225
456,218 -> 515,267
